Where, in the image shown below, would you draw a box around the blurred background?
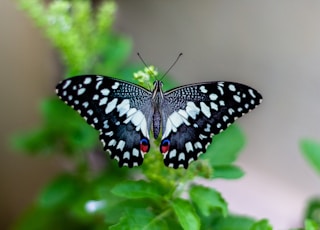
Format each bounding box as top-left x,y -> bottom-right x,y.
1,0 -> 320,229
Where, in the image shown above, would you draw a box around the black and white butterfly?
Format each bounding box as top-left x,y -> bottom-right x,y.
56,75 -> 262,169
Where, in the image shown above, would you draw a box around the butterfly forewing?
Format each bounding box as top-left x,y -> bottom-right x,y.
56,75 -> 153,167
160,82 -> 262,169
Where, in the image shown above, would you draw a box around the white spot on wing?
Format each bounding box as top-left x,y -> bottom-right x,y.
178,153 -> 185,161
209,93 -> 218,100
185,102 -> 200,119
199,86 -> 208,93
105,131 -> 113,136
123,151 -> 130,160
116,140 -> 125,151
117,99 -> 130,117
123,109 -> 148,138
169,112 -> 184,129
199,134 -> 207,140
228,84 -> 236,91
185,142 -> 194,153
178,109 -> 188,119
103,120 -> 109,129
99,97 -> 108,106
169,149 -> 177,159
82,102 -> 89,108
204,124 -> 211,132
228,108 -> 235,115
217,86 -> 224,95
84,77 -> 92,85
62,80 -> 71,89
108,139 -> 116,146
194,142 -> 202,149
223,115 -> 228,122
132,148 -> 139,157
233,95 -> 241,103
210,102 -> 218,111
126,108 -> 137,118
105,98 -> 118,114
162,111 -> 190,138
112,82 -> 120,89
96,81 -> 102,90
101,88 -> 110,96
78,88 -> 86,95
200,102 -> 211,118
248,89 -> 256,98
87,109 -> 93,116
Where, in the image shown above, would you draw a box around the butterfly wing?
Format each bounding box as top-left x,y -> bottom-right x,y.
161,81 -> 262,169
56,75 -> 153,167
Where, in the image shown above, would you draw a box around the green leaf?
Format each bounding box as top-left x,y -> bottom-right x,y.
37,174 -> 79,208
305,219 -> 320,230
304,198 -> 320,225
109,208 -> 168,230
213,215 -> 256,230
300,139 -> 320,175
171,198 -> 200,230
213,165 -> 245,179
250,219 -> 273,230
111,180 -> 163,199
189,185 -> 228,217
203,125 -> 245,166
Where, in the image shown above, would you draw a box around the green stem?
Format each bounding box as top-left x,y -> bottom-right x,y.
142,208 -> 172,230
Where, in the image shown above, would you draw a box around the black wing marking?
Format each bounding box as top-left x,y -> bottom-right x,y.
161,81 -> 262,169
56,75 -> 153,167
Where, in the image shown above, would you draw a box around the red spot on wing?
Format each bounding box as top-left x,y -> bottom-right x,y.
160,139 -> 170,154
140,138 -> 150,154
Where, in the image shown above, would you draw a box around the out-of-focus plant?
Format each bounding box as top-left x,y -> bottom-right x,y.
12,1 -> 272,229
300,139 -> 320,229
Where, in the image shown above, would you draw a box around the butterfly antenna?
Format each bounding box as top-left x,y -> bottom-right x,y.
137,52 -> 150,69
160,52 -> 183,81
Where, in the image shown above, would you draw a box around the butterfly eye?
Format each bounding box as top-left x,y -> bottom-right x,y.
139,138 -> 150,154
160,138 -> 171,154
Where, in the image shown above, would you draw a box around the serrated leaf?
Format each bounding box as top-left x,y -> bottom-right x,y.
204,125 -> 245,166
171,198 -> 200,230
190,185 -> 228,217
300,139 -> 320,175
111,180 -> 163,199
250,219 -> 273,230
213,165 -> 245,179
109,208 -> 168,230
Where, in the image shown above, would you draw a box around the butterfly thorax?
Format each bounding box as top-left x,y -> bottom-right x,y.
151,80 -> 164,139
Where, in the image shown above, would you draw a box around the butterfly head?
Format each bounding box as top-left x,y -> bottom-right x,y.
152,80 -> 164,100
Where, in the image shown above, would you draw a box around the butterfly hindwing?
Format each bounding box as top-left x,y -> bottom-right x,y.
160,81 -> 262,169
56,75 -> 153,167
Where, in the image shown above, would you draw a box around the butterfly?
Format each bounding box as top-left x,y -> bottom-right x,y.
56,75 -> 262,169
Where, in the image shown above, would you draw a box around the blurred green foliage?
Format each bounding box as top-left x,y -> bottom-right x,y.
300,139 -> 320,228
12,0 -> 273,229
